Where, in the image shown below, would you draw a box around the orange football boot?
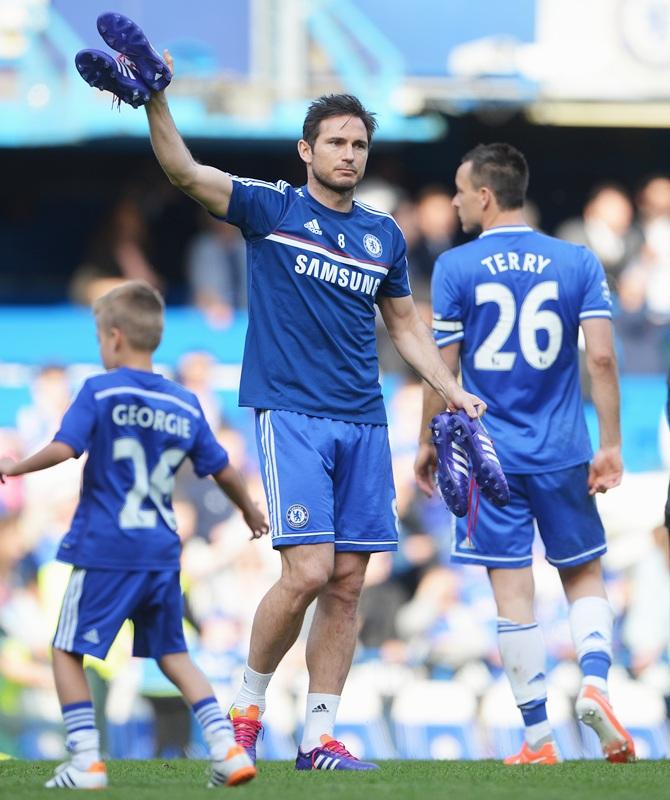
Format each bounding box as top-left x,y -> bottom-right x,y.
576,685 -> 636,763
504,740 -> 560,765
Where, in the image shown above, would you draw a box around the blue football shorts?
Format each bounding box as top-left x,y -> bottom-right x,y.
53,568 -> 187,659
255,409 -> 399,551
450,463 -> 606,569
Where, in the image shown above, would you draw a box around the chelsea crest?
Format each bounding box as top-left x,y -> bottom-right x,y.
286,504 -> 309,528
363,234 -> 383,258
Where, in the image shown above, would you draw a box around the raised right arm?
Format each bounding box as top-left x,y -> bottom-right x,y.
145,87 -> 233,217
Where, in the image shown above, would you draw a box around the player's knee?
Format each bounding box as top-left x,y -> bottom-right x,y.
490,572 -> 534,620
323,568 -> 366,610
282,563 -> 331,605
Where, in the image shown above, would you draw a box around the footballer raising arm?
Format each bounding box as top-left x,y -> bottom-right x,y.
145,52 -> 233,217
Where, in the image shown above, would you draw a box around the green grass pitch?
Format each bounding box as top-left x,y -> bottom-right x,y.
1,759 -> 669,800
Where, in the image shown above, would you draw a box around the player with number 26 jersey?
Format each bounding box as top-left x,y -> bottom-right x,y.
432,226 -> 611,473
54,366 -> 227,571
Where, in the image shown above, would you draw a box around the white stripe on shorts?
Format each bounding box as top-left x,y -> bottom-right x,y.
266,411 -> 282,533
54,568 -> 86,651
259,411 -> 281,535
259,412 -> 276,534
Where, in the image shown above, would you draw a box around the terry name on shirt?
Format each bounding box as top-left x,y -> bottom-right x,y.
481,252 -> 551,276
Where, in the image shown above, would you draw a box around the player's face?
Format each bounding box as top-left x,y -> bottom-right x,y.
453,161 -> 484,234
302,115 -> 369,193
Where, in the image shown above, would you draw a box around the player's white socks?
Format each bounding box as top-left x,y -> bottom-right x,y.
232,664 -> 274,716
192,696 -> 235,759
300,693 -> 341,752
66,729 -> 102,770
569,596 -> 613,696
61,702 -> 100,769
497,618 -> 553,748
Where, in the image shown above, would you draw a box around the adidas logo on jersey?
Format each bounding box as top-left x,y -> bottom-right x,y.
304,218 -> 322,235
82,628 -> 100,644
311,703 -> 329,713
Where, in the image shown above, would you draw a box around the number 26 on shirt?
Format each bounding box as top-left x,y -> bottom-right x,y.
474,281 -> 563,371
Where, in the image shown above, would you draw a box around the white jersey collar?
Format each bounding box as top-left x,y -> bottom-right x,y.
479,225 -> 533,238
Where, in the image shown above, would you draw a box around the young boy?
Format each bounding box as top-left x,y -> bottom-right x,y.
0,281 -> 268,789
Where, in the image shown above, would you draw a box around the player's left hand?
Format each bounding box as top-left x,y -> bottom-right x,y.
0,457 -> 17,483
243,504 -> 270,540
445,385 -> 486,419
588,445 -> 623,495
414,441 -> 437,497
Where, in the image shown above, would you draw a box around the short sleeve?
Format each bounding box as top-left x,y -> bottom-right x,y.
53,380 -> 97,457
431,252 -> 464,347
223,177 -> 294,240
189,415 -> 230,478
377,229 -> 411,298
579,248 -> 612,321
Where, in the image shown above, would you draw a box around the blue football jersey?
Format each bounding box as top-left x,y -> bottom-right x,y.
223,178 -> 411,424
431,225 -> 612,473
53,367 -> 229,570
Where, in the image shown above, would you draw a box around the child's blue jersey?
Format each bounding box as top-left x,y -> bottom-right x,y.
432,226 -> 612,473
223,179 -> 411,424
53,367 -> 229,570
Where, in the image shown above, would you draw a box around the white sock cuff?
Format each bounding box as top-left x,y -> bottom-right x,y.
497,620 -> 547,707
301,693 -> 341,751
66,728 -> 100,753
244,664 -> 274,689
569,596 -> 613,662
306,693 -> 341,712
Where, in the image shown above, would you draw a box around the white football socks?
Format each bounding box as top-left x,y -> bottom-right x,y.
300,693 -> 341,752
569,596 -> 613,696
232,664 -> 274,716
497,618 -> 553,748
66,729 -> 101,770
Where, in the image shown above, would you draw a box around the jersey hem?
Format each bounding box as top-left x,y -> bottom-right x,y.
502,456 -> 591,475
56,556 -> 181,572
244,403 -> 389,426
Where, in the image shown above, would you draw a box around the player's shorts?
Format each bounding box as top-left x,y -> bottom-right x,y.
255,409 -> 399,551
53,568 -> 186,659
450,463 -> 606,569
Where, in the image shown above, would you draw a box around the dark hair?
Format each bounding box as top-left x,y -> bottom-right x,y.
94,280 -> 165,352
461,143 -> 528,210
302,94 -> 377,147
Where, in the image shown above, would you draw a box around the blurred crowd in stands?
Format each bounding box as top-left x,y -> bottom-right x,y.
65,172 -> 670,372
1,173 -> 669,760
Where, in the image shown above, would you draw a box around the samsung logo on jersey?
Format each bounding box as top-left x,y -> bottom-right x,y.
294,254 -> 381,296
112,404 -> 191,439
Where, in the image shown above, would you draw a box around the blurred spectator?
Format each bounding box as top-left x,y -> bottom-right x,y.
665,370 -> 670,535
176,351 -> 222,430
619,176 -> 670,320
396,566 -> 491,674
407,186 -> 459,304
613,177 -> 670,372
555,183 -> 642,295
621,525 -> 670,676
69,194 -> 163,306
186,212 -> 247,327
357,552 -> 410,656
16,365 -> 71,452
